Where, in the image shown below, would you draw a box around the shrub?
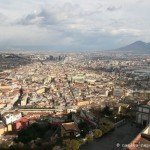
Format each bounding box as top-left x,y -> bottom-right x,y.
86,134 -> 93,143
99,118 -> 115,134
93,129 -> 102,138
63,139 -> 81,150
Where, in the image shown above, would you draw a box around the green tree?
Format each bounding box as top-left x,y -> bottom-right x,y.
0,141 -> 9,149
101,106 -> 113,116
12,142 -> 26,150
93,129 -> 102,138
52,146 -> 62,150
63,139 -> 80,150
99,118 -> 115,134
86,134 -> 93,143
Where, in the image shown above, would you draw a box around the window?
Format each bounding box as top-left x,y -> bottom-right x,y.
138,107 -> 142,112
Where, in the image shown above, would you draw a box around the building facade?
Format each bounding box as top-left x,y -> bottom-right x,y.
136,105 -> 150,127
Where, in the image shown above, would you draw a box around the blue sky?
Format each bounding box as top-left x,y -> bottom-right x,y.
0,0 -> 150,50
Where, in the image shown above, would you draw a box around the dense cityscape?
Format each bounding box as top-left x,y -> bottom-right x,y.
0,51 -> 150,150
1,0 -> 150,149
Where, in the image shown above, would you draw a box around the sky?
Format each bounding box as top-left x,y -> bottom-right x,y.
0,0 -> 150,51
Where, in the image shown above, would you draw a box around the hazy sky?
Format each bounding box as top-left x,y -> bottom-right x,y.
0,0 -> 150,50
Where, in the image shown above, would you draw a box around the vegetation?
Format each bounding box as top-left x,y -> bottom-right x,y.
15,122 -> 51,144
0,141 -> 30,150
40,115 -> 49,120
65,112 -> 73,122
0,114 -> 2,120
63,139 -> 81,150
10,142 -> 27,150
52,146 -> 62,150
101,106 -> 113,116
93,129 -> 102,138
86,134 -> 93,143
0,141 -> 10,150
99,118 -> 115,134
78,122 -> 90,137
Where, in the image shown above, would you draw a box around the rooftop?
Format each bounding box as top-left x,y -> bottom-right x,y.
62,122 -> 80,132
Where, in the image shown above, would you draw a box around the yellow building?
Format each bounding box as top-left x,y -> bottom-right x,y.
0,84 -> 12,89
77,100 -> 89,107
0,123 -> 13,136
7,124 -> 12,131
0,124 -> 7,135
36,88 -> 45,94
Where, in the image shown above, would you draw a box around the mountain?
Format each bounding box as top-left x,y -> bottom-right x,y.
116,41 -> 150,53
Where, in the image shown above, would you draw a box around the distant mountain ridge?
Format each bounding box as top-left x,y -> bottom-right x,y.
116,41 -> 150,53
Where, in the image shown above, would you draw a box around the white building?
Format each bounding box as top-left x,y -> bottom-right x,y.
2,111 -> 22,125
21,93 -> 28,106
136,105 -> 150,127
113,88 -> 124,97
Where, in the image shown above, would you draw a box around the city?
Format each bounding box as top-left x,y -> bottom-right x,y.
0,51 -> 150,150
0,0 -> 150,150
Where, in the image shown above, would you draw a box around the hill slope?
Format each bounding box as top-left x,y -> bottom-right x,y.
117,41 -> 150,53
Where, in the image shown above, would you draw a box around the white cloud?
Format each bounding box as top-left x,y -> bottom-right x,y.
110,28 -> 142,36
0,0 -> 150,50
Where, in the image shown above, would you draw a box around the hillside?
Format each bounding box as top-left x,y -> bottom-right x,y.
116,41 -> 150,53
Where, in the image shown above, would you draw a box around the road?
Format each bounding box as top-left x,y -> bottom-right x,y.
81,122 -> 142,150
